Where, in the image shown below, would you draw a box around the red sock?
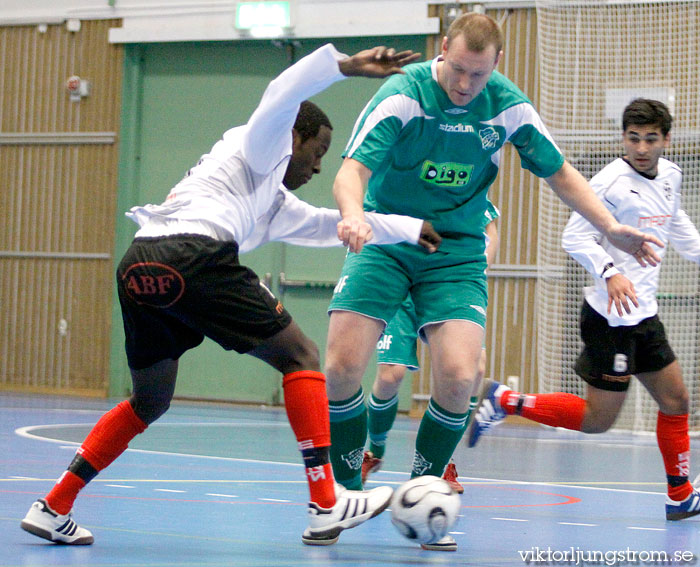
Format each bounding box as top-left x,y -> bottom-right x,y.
657,411 -> 692,501
500,391 -> 586,431
283,371 -> 335,509
44,471 -> 85,515
45,400 -> 147,514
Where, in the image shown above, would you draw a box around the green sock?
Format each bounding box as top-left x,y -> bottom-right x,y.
412,398 -> 469,478
329,388 -> 367,490
367,393 -> 398,459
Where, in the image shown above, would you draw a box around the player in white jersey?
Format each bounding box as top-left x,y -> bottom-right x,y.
323,13 -> 662,551
468,98 -> 700,521
20,44 -> 445,547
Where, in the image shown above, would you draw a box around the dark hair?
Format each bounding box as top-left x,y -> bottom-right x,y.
446,12 -> 503,56
622,98 -> 673,136
294,100 -> 332,143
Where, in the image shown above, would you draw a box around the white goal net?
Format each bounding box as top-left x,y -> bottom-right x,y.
535,0 -> 700,432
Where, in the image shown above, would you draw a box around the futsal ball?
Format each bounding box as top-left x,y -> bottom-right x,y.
390,475 -> 461,544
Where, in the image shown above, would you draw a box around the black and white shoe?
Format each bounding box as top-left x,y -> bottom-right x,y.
21,499 -> 94,545
301,484 -> 393,546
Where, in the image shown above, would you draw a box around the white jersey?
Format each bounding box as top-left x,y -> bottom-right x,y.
125,43 -> 422,252
562,157 -> 700,326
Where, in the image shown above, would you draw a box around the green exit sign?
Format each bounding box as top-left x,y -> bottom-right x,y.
235,1 -> 292,30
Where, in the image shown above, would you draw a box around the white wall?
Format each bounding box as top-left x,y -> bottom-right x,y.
1,1 -> 544,42
1,1 -> 441,41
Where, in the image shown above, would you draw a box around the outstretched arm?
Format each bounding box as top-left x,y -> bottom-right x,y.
244,44 -> 419,176
338,46 -> 421,78
546,161 -> 663,266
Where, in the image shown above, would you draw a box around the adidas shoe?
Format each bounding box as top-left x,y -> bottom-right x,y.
466,380 -> 509,448
442,462 -> 464,494
21,499 -> 94,545
301,484 -> 393,545
666,488 -> 700,521
421,534 -> 457,551
361,451 -> 383,484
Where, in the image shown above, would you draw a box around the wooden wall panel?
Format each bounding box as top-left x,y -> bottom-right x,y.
0,20 -> 123,395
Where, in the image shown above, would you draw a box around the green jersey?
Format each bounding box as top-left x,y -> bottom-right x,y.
344,57 -> 564,254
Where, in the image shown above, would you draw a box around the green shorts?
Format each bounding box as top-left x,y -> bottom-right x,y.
376,296 -> 419,370
330,243 -> 488,337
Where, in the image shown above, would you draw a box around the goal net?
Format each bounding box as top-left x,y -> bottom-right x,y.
535,0 -> 700,432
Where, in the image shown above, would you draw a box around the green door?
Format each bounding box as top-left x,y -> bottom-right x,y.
111,36 -> 426,406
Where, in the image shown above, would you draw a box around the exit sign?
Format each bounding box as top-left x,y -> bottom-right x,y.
235,1 -> 292,30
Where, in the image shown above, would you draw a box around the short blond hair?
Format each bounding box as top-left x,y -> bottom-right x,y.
446,12 -> 503,55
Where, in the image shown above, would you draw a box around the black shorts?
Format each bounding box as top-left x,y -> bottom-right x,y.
117,234 -> 292,370
574,300 -> 676,392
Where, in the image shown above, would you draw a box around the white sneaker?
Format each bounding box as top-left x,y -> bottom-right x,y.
21,499 -> 94,545
421,534 -> 457,551
301,485 -> 393,545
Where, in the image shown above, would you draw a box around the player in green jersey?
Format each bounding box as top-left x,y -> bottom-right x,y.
362,204 -> 500,495
323,12 -> 662,552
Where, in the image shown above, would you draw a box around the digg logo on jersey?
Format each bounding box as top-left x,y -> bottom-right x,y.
479,126 -> 500,149
420,160 -> 473,187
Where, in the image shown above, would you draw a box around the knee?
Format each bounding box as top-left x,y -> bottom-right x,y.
129,393 -> 171,425
374,365 -> 406,398
377,365 -> 405,389
659,388 -> 689,415
281,336 -> 321,374
324,350 -> 365,382
580,410 -> 616,434
434,369 -> 474,404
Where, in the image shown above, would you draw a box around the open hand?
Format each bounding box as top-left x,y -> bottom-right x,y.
606,273 -> 639,316
338,46 -> 421,78
606,224 -> 663,267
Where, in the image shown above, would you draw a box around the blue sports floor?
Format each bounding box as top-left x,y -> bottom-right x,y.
2,392 -> 699,566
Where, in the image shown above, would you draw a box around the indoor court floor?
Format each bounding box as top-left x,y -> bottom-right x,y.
2,392 -> 699,566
